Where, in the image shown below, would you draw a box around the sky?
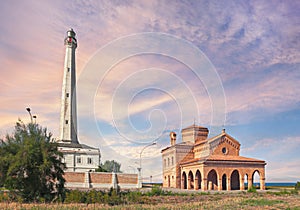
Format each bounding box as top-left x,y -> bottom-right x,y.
0,0 -> 299,183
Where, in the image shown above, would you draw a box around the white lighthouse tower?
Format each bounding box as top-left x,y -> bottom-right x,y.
59,28 -> 79,144
57,29 -> 101,172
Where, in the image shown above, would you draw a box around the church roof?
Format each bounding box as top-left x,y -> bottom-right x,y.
181,124 -> 208,131
206,155 -> 265,163
180,155 -> 265,166
207,131 -> 241,146
161,141 -> 193,153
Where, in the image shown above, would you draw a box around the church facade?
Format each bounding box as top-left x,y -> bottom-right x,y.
161,125 -> 266,191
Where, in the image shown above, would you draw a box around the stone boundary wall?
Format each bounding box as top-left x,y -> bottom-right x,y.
64,172 -> 139,189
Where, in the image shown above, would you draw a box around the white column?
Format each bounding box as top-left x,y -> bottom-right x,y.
84,171 -> 90,188
111,172 -> 118,189
137,168 -> 142,188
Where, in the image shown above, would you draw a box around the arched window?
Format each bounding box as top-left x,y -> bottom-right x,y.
171,156 -> 174,165
168,158 -> 170,167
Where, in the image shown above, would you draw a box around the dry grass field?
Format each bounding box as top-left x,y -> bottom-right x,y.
0,189 -> 299,210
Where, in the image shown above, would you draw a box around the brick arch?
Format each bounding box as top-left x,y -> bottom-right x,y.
181,171 -> 187,189
230,169 -> 240,190
221,173 -> 227,190
207,169 -> 218,190
251,170 -> 261,187
251,169 -> 265,179
247,169 -> 265,190
195,170 -> 202,190
188,170 -> 194,189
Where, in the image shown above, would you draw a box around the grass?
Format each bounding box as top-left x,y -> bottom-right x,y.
247,185 -> 257,193
0,187 -> 299,209
240,198 -> 285,206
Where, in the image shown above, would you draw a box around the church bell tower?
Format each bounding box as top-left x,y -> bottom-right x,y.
58,28 -> 79,144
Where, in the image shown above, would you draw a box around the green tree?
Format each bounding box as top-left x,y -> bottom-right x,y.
0,120 -> 66,202
98,160 -> 122,173
95,165 -> 108,172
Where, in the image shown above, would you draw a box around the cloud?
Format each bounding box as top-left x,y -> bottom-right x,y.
266,160 -> 300,182
241,135 -> 300,182
242,135 -> 300,161
0,0 -> 299,182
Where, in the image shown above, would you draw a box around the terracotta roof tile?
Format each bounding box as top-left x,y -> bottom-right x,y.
180,155 -> 265,165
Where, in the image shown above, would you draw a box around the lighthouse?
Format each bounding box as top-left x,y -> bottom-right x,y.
59,28 -> 79,144
56,29 -> 101,172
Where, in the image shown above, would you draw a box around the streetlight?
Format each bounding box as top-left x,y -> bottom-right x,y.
138,142 -> 156,177
33,115 -> 37,124
26,107 -> 33,123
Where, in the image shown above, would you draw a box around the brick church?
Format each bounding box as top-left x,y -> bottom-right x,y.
161,125 -> 266,191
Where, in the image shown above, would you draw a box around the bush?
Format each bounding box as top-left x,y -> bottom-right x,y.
146,186 -> 164,196
248,185 -> 257,193
127,191 -> 143,203
86,189 -> 103,204
0,191 -> 10,202
64,190 -> 86,203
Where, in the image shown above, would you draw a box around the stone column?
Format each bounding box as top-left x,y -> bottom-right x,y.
218,179 -> 222,191
240,177 -> 245,190
137,168 -> 142,188
260,177 -> 266,190
227,178 -> 231,191
111,172 -> 118,189
84,171 -> 90,188
195,177 -> 199,190
187,177 -> 191,190
202,178 -> 207,191
208,181 -> 212,190
248,177 -> 253,189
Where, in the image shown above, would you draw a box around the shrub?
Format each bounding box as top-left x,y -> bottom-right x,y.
247,185 -> 257,193
127,191 -> 143,203
0,191 -> 10,202
64,190 -> 86,203
146,186 -> 165,196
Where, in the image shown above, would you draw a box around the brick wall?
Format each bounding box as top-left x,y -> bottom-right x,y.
117,174 -> 138,184
90,172 -> 112,184
64,172 -> 85,182
64,172 -> 139,189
